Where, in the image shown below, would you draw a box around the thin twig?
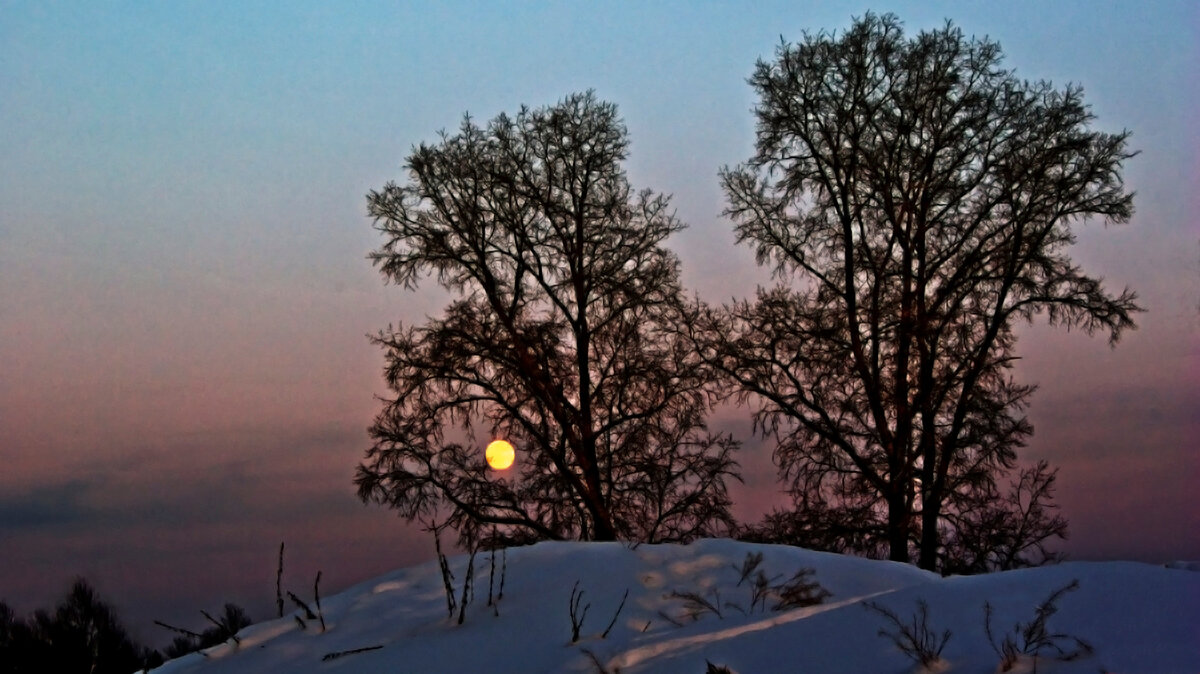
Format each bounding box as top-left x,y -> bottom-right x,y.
487,544 -> 496,607
498,547 -> 507,601
200,610 -> 240,644
152,621 -> 208,658
433,528 -> 456,618
601,589 -> 629,639
321,644 -> 383,661
314,571 -> 326,632
457,548 -> 477,626
153,620 -> 203,640
275,542 -> 285,618
288,591 -> 317,620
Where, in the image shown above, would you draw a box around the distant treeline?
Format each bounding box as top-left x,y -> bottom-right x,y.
0,578 -> 250,674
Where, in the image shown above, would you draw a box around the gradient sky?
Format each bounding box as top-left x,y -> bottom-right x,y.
2,0 -> 1196,647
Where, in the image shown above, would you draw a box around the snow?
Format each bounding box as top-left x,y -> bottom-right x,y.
145,539 -> 1200,674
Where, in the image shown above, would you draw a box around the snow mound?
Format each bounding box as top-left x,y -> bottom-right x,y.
147,539 -> 1200,674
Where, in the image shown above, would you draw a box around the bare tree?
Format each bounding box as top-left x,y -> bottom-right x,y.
940,460 -> 1069,573
356,92 -> 739,546
702,14 -> 1139,569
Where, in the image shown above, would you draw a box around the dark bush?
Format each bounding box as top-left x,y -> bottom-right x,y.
0,579 -> 162,674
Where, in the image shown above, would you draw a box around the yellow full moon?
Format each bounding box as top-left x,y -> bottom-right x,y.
485,439 -> 515,470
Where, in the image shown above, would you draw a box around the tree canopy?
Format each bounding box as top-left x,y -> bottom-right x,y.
702,13 -> 1138,569
357,92 -> 739,546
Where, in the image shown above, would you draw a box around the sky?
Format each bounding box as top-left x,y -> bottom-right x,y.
1,0 -> 1196,647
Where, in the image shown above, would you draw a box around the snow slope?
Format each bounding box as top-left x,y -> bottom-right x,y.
148,539 -> 1199,673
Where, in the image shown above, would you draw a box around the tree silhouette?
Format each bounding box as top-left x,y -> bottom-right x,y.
701,14 -> 1139,569
0,579 -> 161,674
357,92 -> 739,545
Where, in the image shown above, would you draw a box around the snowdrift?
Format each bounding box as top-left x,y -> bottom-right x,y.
148,539 -> 1199,673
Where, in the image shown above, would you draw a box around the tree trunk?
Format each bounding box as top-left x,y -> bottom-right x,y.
590,512 -> 617,541
886,491 -> 910,563
581,436 -> 618,541
917,492 -> 940,570
917,431 -> 941,570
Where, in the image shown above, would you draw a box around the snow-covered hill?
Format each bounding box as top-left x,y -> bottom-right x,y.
149,539 -> 1199,673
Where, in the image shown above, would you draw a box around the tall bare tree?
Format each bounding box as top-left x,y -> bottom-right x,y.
703,14 -> 1139,569
357,92 -> 739,546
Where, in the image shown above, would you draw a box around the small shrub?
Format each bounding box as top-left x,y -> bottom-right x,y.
666,588 -> 725,621
985,579 -> 1093,672
733,552 -> 765,586
772,568 -> 831,610
863,599 -> 951,669
662,554 -> 830,625
746,569 -> 776,612
581,647 -> 621,674
163,634 -> 201,659
156,602 -> 252,657
202,603 -> 252,644
568,582 -> 628,642
569,581 -> 591,643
